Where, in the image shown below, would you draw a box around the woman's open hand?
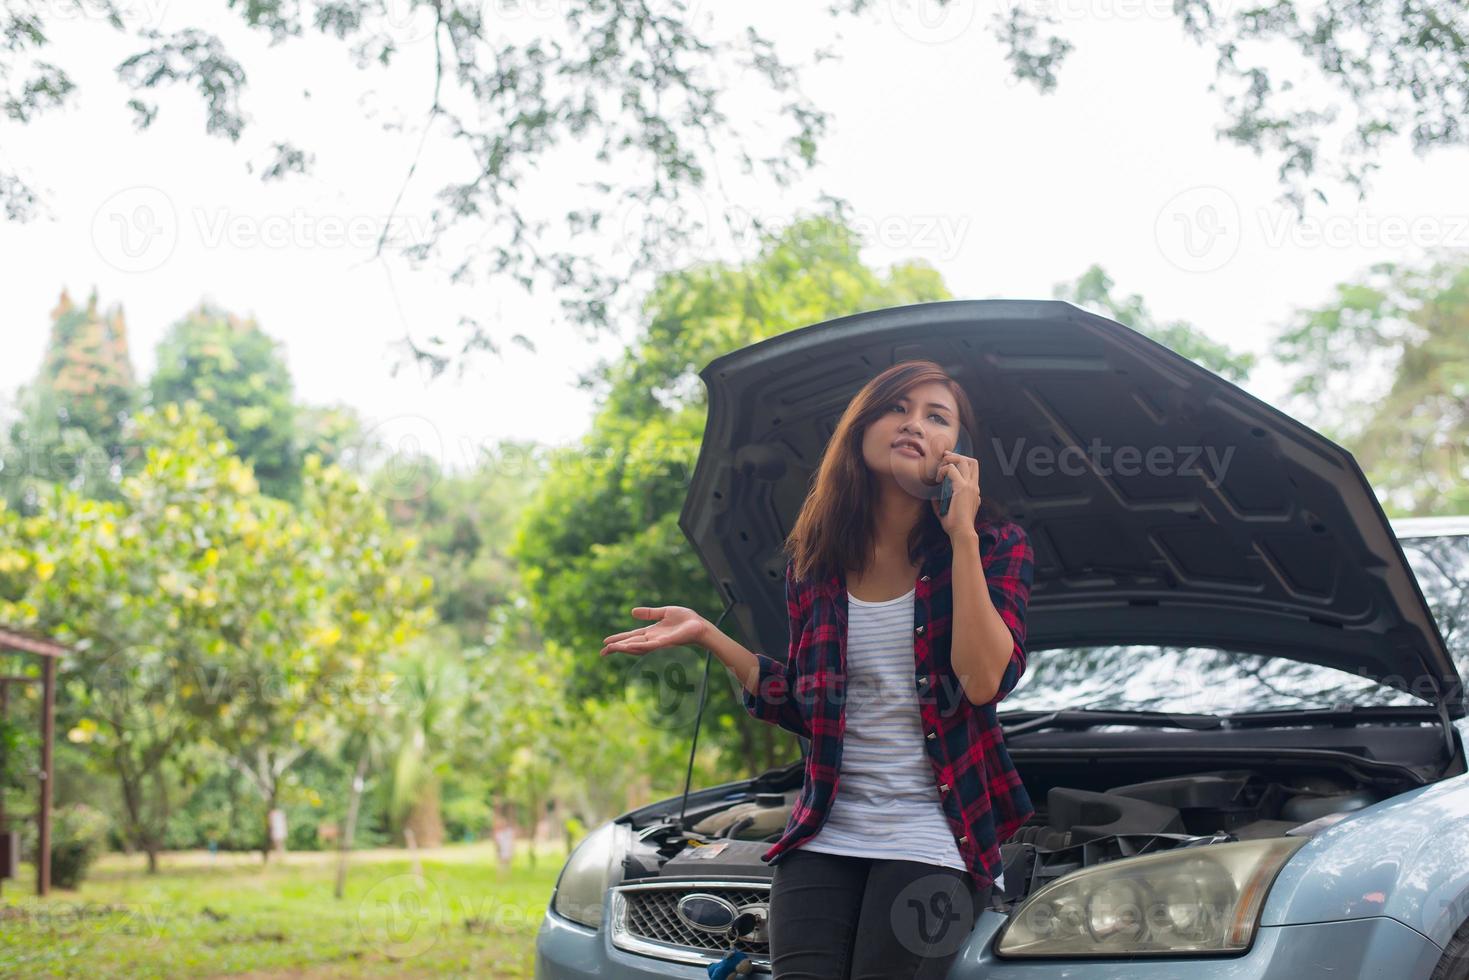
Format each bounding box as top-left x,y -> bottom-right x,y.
600,605 -> 708,657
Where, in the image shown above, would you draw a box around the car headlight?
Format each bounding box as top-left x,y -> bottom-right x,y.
551,820 -> 631,929
995,836 -> 1307,957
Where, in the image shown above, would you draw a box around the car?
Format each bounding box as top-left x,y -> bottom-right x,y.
534,299 -> 1469,979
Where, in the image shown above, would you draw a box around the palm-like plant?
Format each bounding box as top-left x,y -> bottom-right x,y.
386,636 -> 469,851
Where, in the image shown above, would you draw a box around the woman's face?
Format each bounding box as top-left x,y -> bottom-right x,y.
860,380 -> 962,493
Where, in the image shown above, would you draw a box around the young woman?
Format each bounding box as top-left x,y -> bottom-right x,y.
600,359 -> 1037,978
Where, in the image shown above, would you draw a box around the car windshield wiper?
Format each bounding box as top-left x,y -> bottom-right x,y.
998,708 -> 1224,736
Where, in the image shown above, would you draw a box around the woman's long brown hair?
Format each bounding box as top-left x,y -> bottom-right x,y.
782,359 -> 1009,586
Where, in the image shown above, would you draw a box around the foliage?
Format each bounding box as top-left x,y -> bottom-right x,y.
33,287 -> 137,453
1052,264 -> 1257,383
377,443 -> 545,646
441,789 -> 494,842
0,710 -> 32,787
159,749 -> 365,853
3,288 -> 139,510
148,305 -> 302,502
1274,250 -> 1469,516
44,802 -> 110,890
0,399 -> 433,868
185,447 -> 436,859
0,402 -> 270,869
384,636 -> 469,845
296,402 -> 375,473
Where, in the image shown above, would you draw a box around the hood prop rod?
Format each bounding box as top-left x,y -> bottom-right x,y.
1435,692 -> 1458,774
1413,649 -> 1461,769
671,598 -> 737,835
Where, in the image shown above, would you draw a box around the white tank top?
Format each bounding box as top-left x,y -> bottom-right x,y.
801,586 -> 1004,889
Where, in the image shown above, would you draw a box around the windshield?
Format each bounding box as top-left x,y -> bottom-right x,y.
1000,531 -> 1469,716
1400,532 -> 1469,674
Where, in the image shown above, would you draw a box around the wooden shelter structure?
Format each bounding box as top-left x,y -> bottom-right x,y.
0,624 -> 67,897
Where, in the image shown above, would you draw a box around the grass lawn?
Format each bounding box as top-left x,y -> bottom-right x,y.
0,839 -> 571,978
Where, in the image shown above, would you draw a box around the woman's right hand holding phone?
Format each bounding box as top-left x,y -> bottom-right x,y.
600,606 -> 709,658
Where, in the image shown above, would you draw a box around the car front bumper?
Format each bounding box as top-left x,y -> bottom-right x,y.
536,905 -> 718,979
535,903 -> 1446,979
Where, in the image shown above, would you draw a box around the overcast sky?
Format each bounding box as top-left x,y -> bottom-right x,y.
4,1 -> 1466,475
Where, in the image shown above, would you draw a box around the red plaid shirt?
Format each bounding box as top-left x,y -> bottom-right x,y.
741,518 -> 1036,892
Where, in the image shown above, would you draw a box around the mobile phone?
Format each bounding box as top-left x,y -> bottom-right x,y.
939,425 -> 974,517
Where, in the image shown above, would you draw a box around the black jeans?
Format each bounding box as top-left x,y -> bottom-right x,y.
767,847 -> 991,979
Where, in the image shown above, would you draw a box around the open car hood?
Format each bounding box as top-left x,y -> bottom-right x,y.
677,299 -> 1465,718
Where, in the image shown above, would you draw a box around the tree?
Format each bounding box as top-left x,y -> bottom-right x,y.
1051,264 -> 1257,383
1272,250 -> 1469,517
32,287 -> 137,452
1,1 -> 841,375
4,288 -> 140,509
148,304 -> 302,502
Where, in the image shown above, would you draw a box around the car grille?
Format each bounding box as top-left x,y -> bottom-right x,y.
610,880 -> 771,968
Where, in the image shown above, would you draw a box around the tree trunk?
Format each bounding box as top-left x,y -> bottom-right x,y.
334,750 -> 370,900
262,789 -> 284,864
527,791 -> 537,871
403,776 -> 444,849
404,827 -> 424,881
114,749 -> 159,875
493,799 -> 515,872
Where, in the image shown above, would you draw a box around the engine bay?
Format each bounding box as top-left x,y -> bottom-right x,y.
618,764 -> 1403,907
